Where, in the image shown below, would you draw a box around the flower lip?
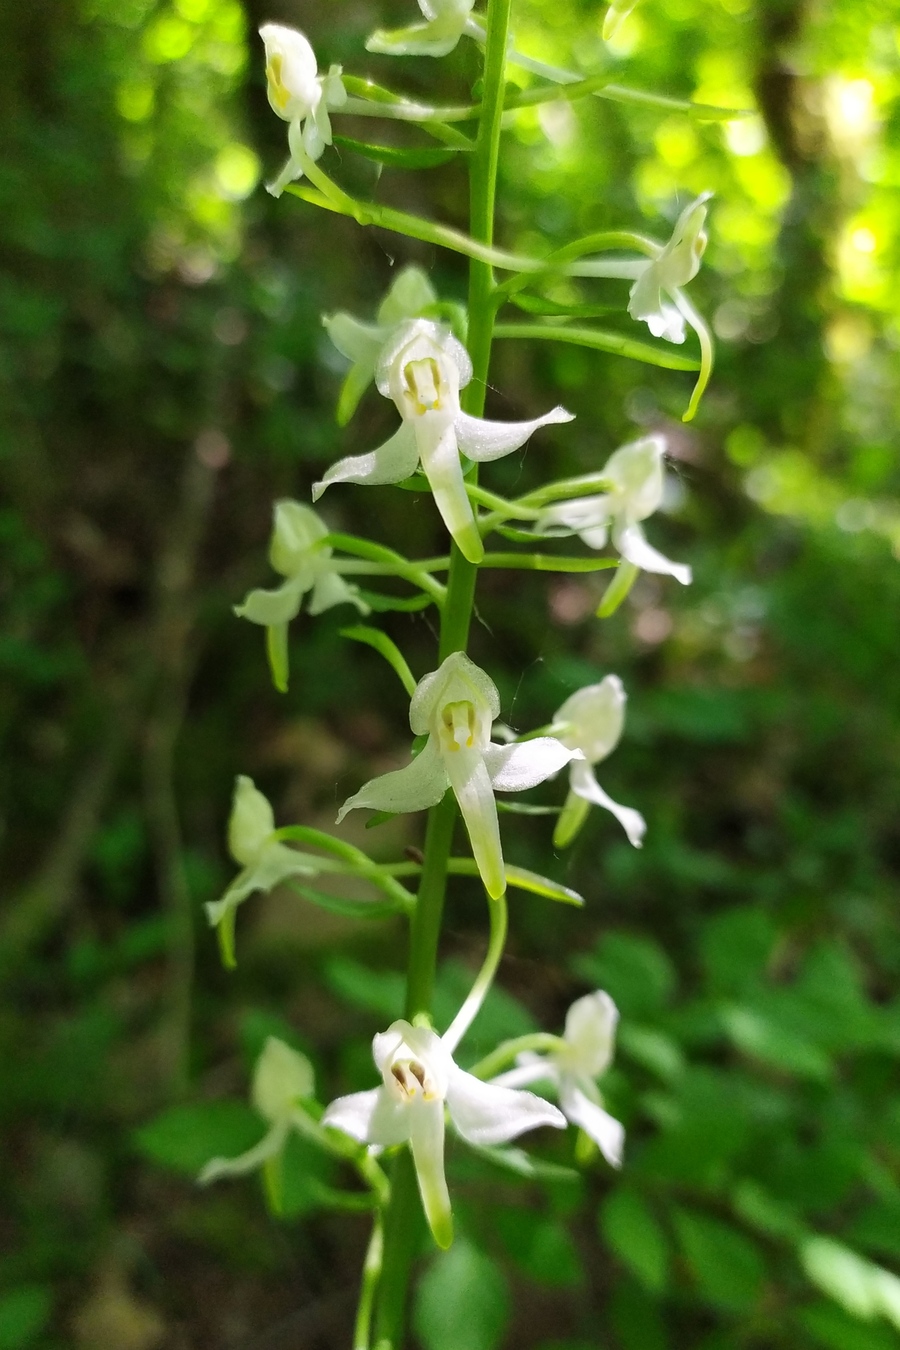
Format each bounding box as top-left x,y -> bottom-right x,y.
259,24 -> 321,120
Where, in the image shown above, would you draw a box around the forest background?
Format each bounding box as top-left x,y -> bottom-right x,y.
2,0 -> 900,1347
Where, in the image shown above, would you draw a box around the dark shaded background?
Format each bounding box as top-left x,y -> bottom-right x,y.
2,0 -> 900,1346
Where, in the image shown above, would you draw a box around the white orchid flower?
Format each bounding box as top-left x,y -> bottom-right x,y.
366,0 -> 480,57
628,193 -> 711,344
493,991 -> 624,1167
324,267 -> 438,426
259,24 -> 347,198
200,1037 -> 316,1186
314,319 -> 573,563
324,1018 -> 565,1247
235,501 -> 368,692
205,777 -> 323,961
552,676 -> 646,849
337,651 -> 581,900
536,434 -> 691,584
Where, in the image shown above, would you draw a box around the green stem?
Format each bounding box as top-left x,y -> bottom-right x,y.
372,2 -> 512,1344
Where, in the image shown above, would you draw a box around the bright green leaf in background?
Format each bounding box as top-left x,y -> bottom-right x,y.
600,1188 -> 670,1293
414,1240 -> 510,1350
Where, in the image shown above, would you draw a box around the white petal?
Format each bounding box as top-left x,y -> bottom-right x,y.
442,747 -> 505,899
447,1065 -> 566,1145
490,1058 -> 558,1091
265,153 -> 303,199
408,1098 -> 453,1249
483,737 -> 581,793
415,417 -> 483,563
234,575 -> 307,628
537,494 -> 612,541
569,761 -> 646,848
228,776 -> 275,865
323,1087 -> 410,1147
253,1037 -> 315,1122
312,423 -> 419,499
602,436 -> 666,521
336,736 -> 448,823
199,1121 -> 287,1184
554,676 -> 626,764
560,1080 -> 624,1167
366,19 -> 466,58
377,266 -> 437,326
270,500 -> 330,576
455,405 -> 574,463
614,522 -> 692,585
410,652 -> 500,737
323,312 -> 385,367
204,841 -> 322,929
308,570 -> 369,616
562,992 -> 618,1080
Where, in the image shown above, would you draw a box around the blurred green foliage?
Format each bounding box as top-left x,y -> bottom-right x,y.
1,0 -> 899,1346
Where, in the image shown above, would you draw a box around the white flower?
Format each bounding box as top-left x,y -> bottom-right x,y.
259,24 -> 347,198
235,501 -> 368,692
366,0 -> 478,57
314,319 -> 573,563
324,1019 -> 565,1247
200,1037 -> 316,1185
628,193 -> 711,344
337,651 -> 581,899
493,992 -> 624,1167
205,777 -> 323,958
536,434 -> 691,584
324,266 -> 438,426
552,676 -> 646,849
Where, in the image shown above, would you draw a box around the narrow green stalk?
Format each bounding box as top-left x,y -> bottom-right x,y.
469,1032 -> 566,1080
371,3 -> 512,1344
442,893 -> 508,1054
354,1217 -> 384,1350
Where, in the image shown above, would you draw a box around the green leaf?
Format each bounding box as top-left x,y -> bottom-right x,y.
339,624 -> 417,696
323,956 -> 404,1021
610,1278 -> 669,1350
333,134 -> 465,169
800,1237 -> 900,1328
572,933 -> 677,1018
496,1212 -> 584,1287
134,1101 -> 261,1176
600,1188 -> 670,1293
414,1241 -> 510,1350
0,1287 -> 52,1350
672,1208 -> 766,1313
495,862 -> 584,906
617,1024 -> 685,1081
720,1004 -> 833,1081
493,322 -> 701,371
799,1301 -> 900,1350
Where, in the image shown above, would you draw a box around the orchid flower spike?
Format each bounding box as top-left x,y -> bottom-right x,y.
205,777 -> 323,966
492,991 -> 624,1167
259,24 -> 347,197
314,319 -> 573,563
324,1019 -> 565,1247
628,193 -> 711,344
337,652 -> 582,899
366,0 -> 480,57
551,676 -> 646,849
200,1037 -> 316,1193
536,434 -> 691,585
235,501 -> 368,693
324,267 -> 438,426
